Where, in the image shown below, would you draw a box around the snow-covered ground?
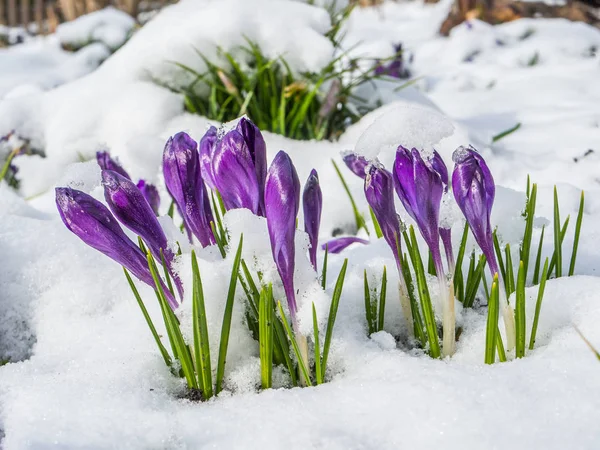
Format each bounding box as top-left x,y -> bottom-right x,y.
1,0 -> 599,448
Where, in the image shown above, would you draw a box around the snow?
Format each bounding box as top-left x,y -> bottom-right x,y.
56,7 -> 135,51
1,0 -> 600,448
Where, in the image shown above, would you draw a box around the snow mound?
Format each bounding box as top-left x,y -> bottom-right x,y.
354,102 -> 455,160
56,7 -> 136,51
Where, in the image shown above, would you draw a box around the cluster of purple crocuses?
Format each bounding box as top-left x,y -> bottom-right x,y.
55,116 -> 514,361
55,118 -> 323,354
336,144 -> 515,356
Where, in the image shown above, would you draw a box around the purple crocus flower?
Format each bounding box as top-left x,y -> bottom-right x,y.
452,146 -> 497,273
452,145 -> 515,350
237,117 -> 267,215
199,126 -> 218,191
393,146 -> 455,356
430,150 -> 455,273
302,169 -> 322,270
393,146 -> 444,272
136,180 -> 161,216
211,129 -> 260,215
265,150 -> 301,321
322,236 -> 369,254
364,163 -> 402,267
55,187 -> 177,308
364,162 -> 413,337
96,151 -> 130,180
103,170 -> 183,297
163,132 -> 215,247
374,43 -> 406,79
342,152 -> 369,179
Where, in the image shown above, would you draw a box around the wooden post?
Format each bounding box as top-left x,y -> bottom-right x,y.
0,0 -> 5,26
7,0 -> 16,26
21,0 -> 30,29
35,0 -> 43,33
46,2 -> 58,33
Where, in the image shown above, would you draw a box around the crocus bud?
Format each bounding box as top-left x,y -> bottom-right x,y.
136,179 -> 160,216
302,169 -> 322,270
163,132 -> 215,247
96,151 -> 130,180
103,170 -> 183,297
452,145 -> 516,351
103,171 -> 169,263
364,163 -> 402,267
199,126 -> 218,191
322,236 -> 369,254
452,146 -> 496,272
55,187 -> 177,308
430,150 -> 454,271
265,151 -> 301,320
393,146 -> 444,271
237,117 -> 267,215
342,151 -> 369,179
211,130 -> 260,215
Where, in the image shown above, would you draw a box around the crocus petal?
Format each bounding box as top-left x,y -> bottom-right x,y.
411,149 -> 443,251
96,151 -> 130,180
452,146 -> 496,270
302,169 -> 322,270
364,163 -> 402,267
55,187 -> 177,308
265,150 -> 301,320
430,150 -> 449,191
212,130 -> 260,215
342,151 -> 369,179
322,236 -> 369,254
392,145 -> 418,221
136,179 -> 161,216
163,132 -> 215,247
237,117 -> 267,215
199,126 -> 218,191
102,170 -> 170,266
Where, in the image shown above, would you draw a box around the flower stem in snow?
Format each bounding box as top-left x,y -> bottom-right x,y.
435,256 -> 455,357
488,259 -> 516,351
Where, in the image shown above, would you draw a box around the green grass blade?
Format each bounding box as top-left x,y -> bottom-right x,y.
493,231 -> 507,292
147,252 -> 198,389
529,258 -> 549,350
496,328 -> 507,362
408,227 -> 441,358
259,284 -> 274,389
210,221 -> 226,259
215,234 -> 244,394
515,261 -> 526,358
277,302 -> 312,387
398,237 -> 426,346
532,225 -> 545,285
332,159 -> 368,235
504,244 -> 515,297
553,186 -> 562,278
191,250 -> 213,398
464,253 -> 487,308
160,249 -> 175,298
568,191 -> 584,276
485,275 -> 500,364
321,259 -> 348,376
123,268 -> 172,367
521,183 -> 537,275
364,269 -> 373,334
321,244 -> 328,290
369,207 -> 383,239
312,303 -> 323,384
548,217 -> 570,277
378,266 -> 387,332
491,122 -> 521,143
